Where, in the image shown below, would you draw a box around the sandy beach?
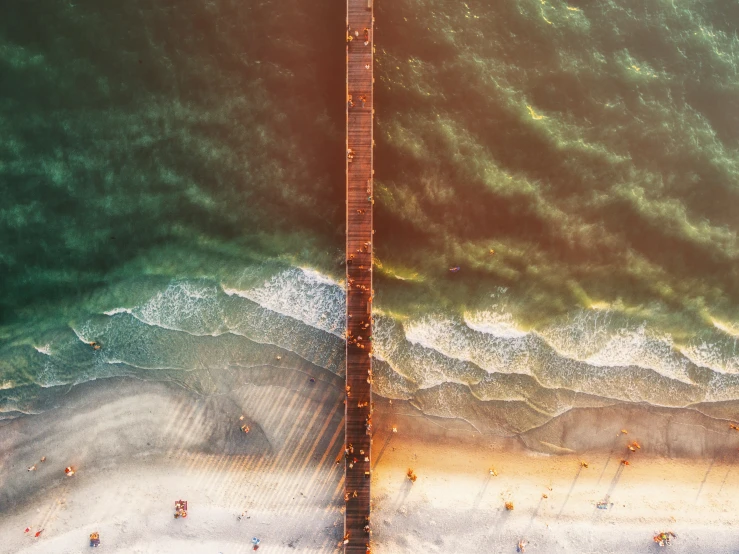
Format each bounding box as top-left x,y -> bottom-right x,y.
2,371 -> 739,553
372,400 -> 739,553
0,368 -> 347,554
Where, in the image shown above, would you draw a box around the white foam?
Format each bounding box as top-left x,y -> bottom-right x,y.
297,266 -> 341,287
71,327 -> 90,343
33,344 -> 52,355
713,319 -> 739,338
464,310 -> 529,339
131,281 -> 227,336
400,314 -> 533,377
225,267 -> 345,337
104,307 -> 132,316
680,338 -> 739,375
538,310 -> 693,383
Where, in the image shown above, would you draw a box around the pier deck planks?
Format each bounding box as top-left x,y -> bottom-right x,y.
344,0 -> 374,552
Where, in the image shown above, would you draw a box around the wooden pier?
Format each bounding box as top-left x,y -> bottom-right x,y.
344,0 -> 374,551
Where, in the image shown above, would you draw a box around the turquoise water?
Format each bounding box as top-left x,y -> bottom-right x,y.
2,0 -> 739,431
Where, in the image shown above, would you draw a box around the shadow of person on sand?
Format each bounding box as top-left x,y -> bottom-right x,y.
525,496 -> 545,534
392,476 -> 415,513
472,473 -> 492,511
372,431 -> 395,470
557,465 -> 584,517
486,499 -> 514,544
591,452 -> 632,524
694,457 -> 715,505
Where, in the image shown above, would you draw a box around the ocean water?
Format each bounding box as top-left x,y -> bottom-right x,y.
1,0 -> 739,433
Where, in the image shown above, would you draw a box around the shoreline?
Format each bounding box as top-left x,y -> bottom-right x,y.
1,374 -> 738,552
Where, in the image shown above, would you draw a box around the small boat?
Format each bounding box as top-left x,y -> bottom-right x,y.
449,266 -> 461,273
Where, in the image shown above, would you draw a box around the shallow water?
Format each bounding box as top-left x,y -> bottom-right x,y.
1,0 -> 738,431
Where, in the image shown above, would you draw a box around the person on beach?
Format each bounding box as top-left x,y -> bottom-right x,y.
65,466 -> 75,476
89,532 -> 101,547
653,531 -> 676,546
174,500 -> 188,518
517,539 -> 528,552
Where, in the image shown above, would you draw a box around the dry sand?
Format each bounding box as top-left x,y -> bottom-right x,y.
2,371 -> 739,553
